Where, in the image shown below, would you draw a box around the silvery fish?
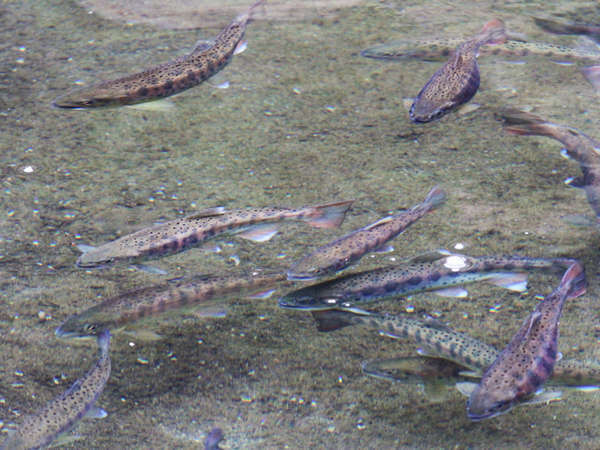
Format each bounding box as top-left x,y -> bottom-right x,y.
410,19 -> 507,123
465,262 -> 586,421
362,38 -> 600,63
76,200 -> 353,268
313,309 -> 600,389
56,272 -> 287,339
287,186 -> 446,281
501,108 -> 600,222
1,330 -> 111,449
53,1 -> 263,108
279,250 -> 576,312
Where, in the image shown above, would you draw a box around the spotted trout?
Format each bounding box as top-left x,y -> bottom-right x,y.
501,108 -> 600,222
465,262 -> 586,420
533,16 -> 600,43
361,38 -> 600,63
410,19 -> 507,123
279,250 -> 576,312
56,272 -> 287,338
287,186 -> 446,281
53,1 -> 263,108
1,330 -> 111,449
76,200 -> 353,268
313,309 -> 600,388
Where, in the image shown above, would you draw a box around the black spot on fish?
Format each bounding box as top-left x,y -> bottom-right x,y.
163,79 -> 174,91
428,272 -> 441,282
138,87 -> 149,97
407,276 -> 422,285
526,369 -> 543,389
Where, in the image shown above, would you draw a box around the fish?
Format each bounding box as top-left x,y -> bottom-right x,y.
56,272 -> 287,339
533,16 -> 600,43
314,309 -> 600,396
76,200 -> 353,268
1,330 -> 111,449
205,427 -> 224,450
501,108 -> 600,222
409,19 -> 507,123
361,38 -> 600,63
287,186 -> 446,281
278,250 -> 577,312
52,1 -> 263,108
465,262 -> 586,421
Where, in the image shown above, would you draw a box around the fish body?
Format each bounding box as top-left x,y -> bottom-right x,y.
534,16 -> 600,43
53,1 -> 263,108
410,19 -> 507,123
502,108 -> 600,220
467,262 -> 586,421
279,251 -> 576,311
362,38 -> 600,63
76,201 -> 353,268
56,272 -> 286,338
314,309 -> 599,388
1,331 -> 111,449
287,186 -> 446,281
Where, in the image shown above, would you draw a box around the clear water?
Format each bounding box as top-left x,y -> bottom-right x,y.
1,0 -> 599,448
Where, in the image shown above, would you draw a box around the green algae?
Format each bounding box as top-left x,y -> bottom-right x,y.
1,0 -> 599,448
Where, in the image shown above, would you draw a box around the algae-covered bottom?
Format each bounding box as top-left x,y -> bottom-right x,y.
1,0 -> 599,448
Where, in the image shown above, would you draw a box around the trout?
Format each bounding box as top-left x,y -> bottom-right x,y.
466,262 -> 586,420
410,19 -> 507,123
53,1 -> 263,108
76,200 -> 353,268
287,186 -> 445,281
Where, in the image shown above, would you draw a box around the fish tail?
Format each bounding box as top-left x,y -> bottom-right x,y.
97,329 -> 111,355
301,200 -> 354,228
561,262 -> 587,300
477,18 -> 507,46
500,108 -> 556,138
581,65 -> 600,91
422,185 -> 447,209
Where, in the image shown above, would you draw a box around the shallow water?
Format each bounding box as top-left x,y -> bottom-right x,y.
1,0 -> 599,448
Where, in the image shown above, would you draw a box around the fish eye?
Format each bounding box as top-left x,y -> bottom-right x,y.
84,323 -> 97,333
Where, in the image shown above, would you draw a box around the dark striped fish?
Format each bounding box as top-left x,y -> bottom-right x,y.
501,108 -> 600,222
465,262 -> 586,421
56,272 -> 287,339
1,331 -> 111,449
53,1 -> 263,108
410,19 -> 507,123
287,186 -> 446,281
76,200 -> 353,268
279,251 -> 576,312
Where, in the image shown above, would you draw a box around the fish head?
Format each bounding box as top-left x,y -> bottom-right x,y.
278,287 -> 344,311
76,247 -> 115,268
409,97 -> 453,123
287,261 -> 326,281
466,383 -> 516,421
52,84 -> 129,109
55,311 -> 107,339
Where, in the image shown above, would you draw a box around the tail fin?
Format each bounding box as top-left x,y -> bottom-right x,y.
422,185 -> 447,209
478,19 -> 507,46
582,65 -> 600,91
302,200 -> 353,229
561,262 -> 587,300
499,108 -> 554,137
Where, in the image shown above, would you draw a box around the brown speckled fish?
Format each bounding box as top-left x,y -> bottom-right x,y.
76,200 -> 353,268
55,272 -> 287,338
410,19 -> 507,123
502,108 -> 600,222
53,1 -> 263,108
287,186 -> 446,280
1,330 -> 111,449
466,262 -> 586,421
